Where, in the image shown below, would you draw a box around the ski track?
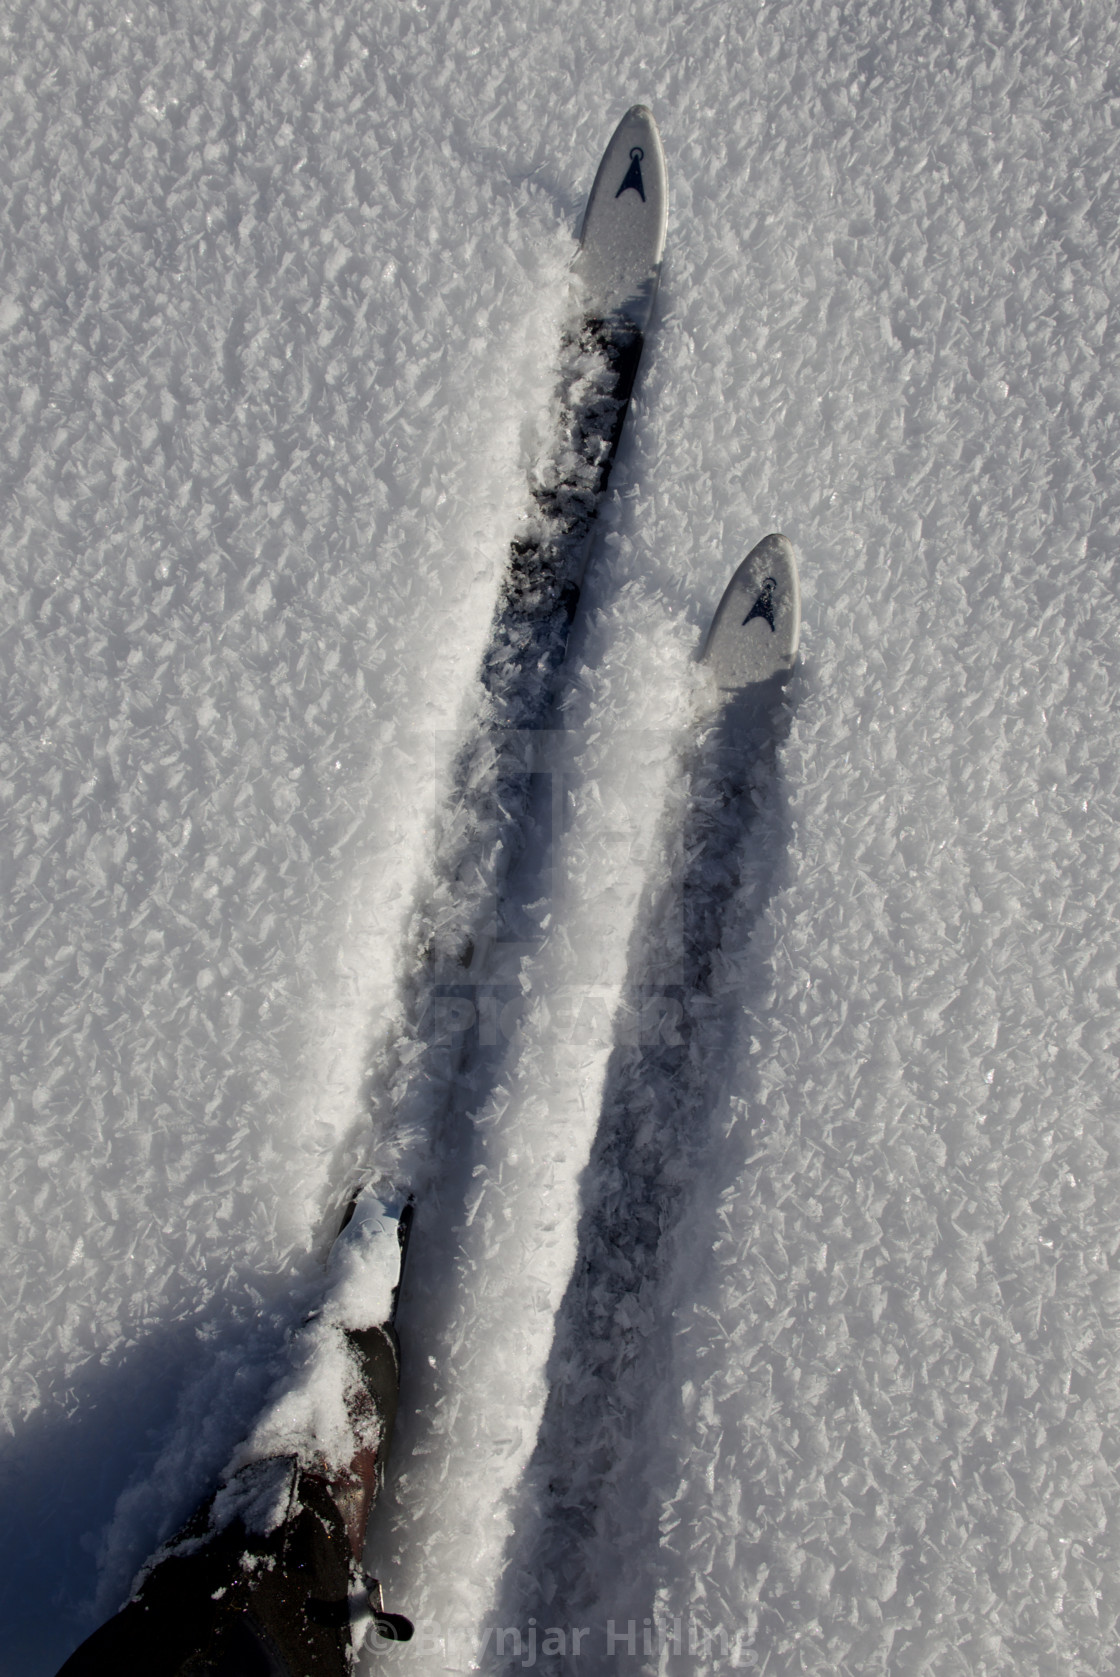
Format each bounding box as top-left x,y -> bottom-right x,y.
1,1 -> 1120,1674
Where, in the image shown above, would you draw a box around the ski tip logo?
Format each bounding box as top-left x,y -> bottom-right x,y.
743,577 -> 778,631
615,146 -> 646,202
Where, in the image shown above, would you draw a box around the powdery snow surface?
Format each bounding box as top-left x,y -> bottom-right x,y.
1,2 -> 1119,1675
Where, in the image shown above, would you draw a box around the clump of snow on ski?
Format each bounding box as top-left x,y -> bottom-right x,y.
229,1192 -> 405,1474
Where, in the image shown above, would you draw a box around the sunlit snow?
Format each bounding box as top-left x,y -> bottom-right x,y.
2,2 -> 1119,1675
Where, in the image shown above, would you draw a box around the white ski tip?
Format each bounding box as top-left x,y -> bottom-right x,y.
573,105 -> 668,331
701,534 -> 801,695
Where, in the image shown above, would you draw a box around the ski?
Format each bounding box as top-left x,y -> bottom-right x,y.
651,530 -> 801,996
370,102 -> 668,1210
55,106 -> 668,1677
482,102 -> 668,728
685,530 -> 802,986
701,530 -> 800,696
511,537 -> 800,1607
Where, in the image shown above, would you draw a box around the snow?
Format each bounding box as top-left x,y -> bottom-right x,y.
2,1 -> 1120,1674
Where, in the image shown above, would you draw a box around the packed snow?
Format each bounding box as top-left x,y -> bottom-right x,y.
2,1 -> 1120,1674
